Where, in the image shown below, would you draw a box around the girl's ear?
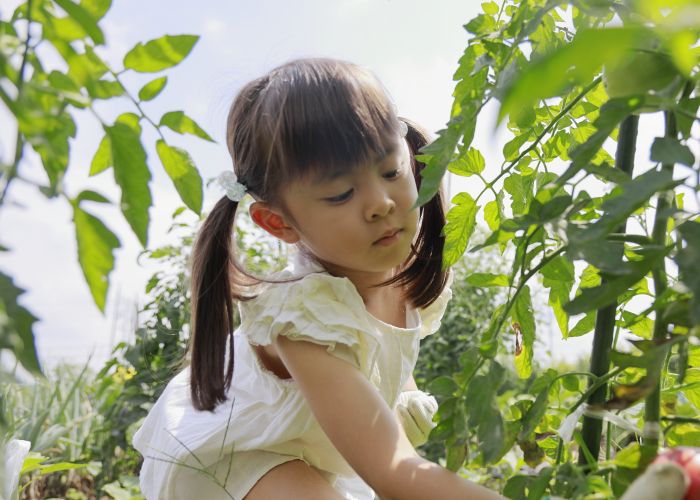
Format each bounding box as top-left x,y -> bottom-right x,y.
249,202 -> 301,244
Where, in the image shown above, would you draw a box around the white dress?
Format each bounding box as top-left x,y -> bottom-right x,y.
132,253 -> 453,500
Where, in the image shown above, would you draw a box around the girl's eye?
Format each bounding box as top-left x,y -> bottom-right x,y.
326,189 -> 353,203
383,167 -> 403,179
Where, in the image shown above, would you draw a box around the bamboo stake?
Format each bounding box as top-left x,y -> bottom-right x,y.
578,114 -> 640,468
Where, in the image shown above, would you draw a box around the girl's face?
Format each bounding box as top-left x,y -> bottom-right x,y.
282,134 -> 420,278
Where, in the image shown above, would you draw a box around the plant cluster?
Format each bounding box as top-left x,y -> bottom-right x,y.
0,0 -> 209,378
414,0 -> 700,497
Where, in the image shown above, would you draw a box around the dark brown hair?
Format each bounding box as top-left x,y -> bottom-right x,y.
189,58 -> 449,411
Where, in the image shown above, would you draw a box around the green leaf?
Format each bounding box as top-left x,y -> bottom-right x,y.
556,96 -> 646,186
429,418 -> 454,441
578,264 -> 601,291
87,79 -> 124,100
584,161 -> 632,184
102,481 -> 133,500
0,272 -> 41,374
53,0 -> 104,44
448,147 -> 485,177
479,410 -> 505,464
513,286 -> 536,379
676,221 -> 700,325
80,0 -> 111,20
677,97 -> 700,138
442,192 -> 479,269
482,1 -> 499,15
571,122 -> 597,146
504,476 -> 531,500
453,44 -> 486,81
529,368 -> 558,395
159,111 -> 214,142
565,247 -> 671,315
470,227 -> 515,253
542,130 -> 570,161
414,105 -> 477,208
561,374 -> 580,393
73,202 -> 120,312
568,312 -> 596,338
75,190 -> 110,204
547,279 -> 573,337
452,403 -> 469,440
650,137 -> 695,167
123,35 -> 199,72
613,443 -> 641,469
426,376 -> 459,396
480,304 -> 507,358
156,140 -> 203,215
572,169 -> 684,244
518,386 -> 548,443
116,112 -> 142,133
666,423 -> 700,448
465,14 -> 496,36
138,76 -> 167,101
514,105 -> 536,129
445,442 -> 468,472
90,135 -> 111,175
527,467 -> 555,500
503,131 -> 532,161
484,190 -> 505,234
621,311 -> 653,339
467,273 -> 509,287
103,122 -> 151,247
499,27 -> 652,121
682,369 -> 700,411
20,455 -> 49,475
540,255 -> 575,282
40,462 -> 89,474
466,375 -> 492,426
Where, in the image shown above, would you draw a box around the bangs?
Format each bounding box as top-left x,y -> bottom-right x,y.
256,58 -> 402,190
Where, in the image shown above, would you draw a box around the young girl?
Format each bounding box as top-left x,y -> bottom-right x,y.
133,58 -> 503,500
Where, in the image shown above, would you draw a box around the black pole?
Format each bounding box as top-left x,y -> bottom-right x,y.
578,114 -> 639,468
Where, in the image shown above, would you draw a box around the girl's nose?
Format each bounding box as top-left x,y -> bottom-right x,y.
367,190 -> 396,220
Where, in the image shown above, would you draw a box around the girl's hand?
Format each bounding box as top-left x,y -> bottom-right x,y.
394,390 -> 438,447
275,337 -> 505,500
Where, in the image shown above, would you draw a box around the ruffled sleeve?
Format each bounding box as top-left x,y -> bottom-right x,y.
239,273 -> 381,380
417,269 -> 454,339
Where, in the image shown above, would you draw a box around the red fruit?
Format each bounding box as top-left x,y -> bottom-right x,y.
653,447 -> 700,500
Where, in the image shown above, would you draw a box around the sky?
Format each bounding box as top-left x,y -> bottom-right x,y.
1,0 -> 695,376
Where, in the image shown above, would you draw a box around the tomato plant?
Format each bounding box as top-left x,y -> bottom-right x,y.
418,0 -> 700,498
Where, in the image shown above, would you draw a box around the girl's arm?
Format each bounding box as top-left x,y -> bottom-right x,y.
275,337 -> 505,500
402,375 -> 418,391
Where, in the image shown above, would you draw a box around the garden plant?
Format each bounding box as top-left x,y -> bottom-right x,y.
415,0 -> 700,497
3,0 -> 700,499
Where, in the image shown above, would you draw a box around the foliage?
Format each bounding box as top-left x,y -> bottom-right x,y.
0,0 -> 209,376
3,362 -> 107,461
18,452 -> 88,500
416,0 -> 700,497
3,363 -> 117,499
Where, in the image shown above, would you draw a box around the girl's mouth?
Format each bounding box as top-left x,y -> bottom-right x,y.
374,229 -> 402,247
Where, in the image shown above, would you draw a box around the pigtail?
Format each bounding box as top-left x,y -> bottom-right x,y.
383,117 -> 450,309
189,196 -> 252,412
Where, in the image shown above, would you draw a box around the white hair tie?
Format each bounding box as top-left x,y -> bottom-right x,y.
218,171 -> 247,202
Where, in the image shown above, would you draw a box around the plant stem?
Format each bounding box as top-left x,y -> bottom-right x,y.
490,77 -> 602,188
0,0 -> 32,207
644,110 -> 678,454
578,114 -> 639,470
487,246 -> 566,349
661,416 -> 700,425
605,234 -> 653,245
